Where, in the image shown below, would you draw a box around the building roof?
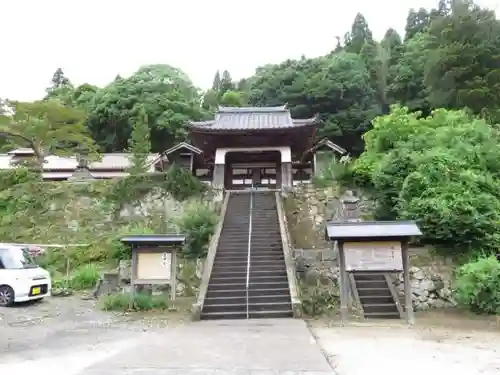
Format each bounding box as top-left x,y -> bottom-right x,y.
325,221 -> 422,241
311,138 -> 347,155
165,142 -> 202,155
188,106 -> 318,131
0,152 -> 161,172
120,234 -> 186,247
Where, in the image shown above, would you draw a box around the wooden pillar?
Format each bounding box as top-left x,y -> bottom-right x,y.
338,241 -> 348,324
402,241 -> 414,325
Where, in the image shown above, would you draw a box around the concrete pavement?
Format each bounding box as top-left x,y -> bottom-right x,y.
2,318 -> 334,375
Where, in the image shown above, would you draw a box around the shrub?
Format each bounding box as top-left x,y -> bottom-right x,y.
0,168 -> 39,190
100,292 -> 168,311
300,282 -> 340,317
70,264 -> 100,290
453,256 -> 500,314
176,202 -> 218,259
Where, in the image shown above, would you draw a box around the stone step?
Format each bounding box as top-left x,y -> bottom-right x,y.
204,294 -> 291,306
210,275 -> 288,284
355,280 -> 388,289
200,309 -> 293,320
357,287 -> 392,297
214,257 -> 284,266
351,273 -> 387,281
212,263 -> 286,272
211,269 -> 287,278
202,301 -> 292,314
208,281 -> 289,291
206,287 -> 290,298
359,295 -> 395,305
364,312 -> 401,319
362,303 -> 399,314
214,254 -> 284,262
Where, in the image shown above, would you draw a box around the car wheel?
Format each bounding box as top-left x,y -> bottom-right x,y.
0,286 -> 15,307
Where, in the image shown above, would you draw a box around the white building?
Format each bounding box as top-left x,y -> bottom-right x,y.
0,148 -> 166,181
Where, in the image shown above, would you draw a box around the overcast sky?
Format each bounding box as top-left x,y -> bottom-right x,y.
1,0 -> 499,101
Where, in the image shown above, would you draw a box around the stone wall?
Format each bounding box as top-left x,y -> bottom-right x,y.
389,248 -> 456,311
284,183 -> 457,312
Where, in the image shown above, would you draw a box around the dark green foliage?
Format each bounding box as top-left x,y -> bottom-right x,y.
355,105 -> 500,254
454,256 -> 500,314
176,203 -> 218,259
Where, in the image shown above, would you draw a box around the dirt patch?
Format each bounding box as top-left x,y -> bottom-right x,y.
312,309 -> 500,375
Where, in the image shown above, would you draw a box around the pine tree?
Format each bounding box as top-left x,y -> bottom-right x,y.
127,107 -> 151,174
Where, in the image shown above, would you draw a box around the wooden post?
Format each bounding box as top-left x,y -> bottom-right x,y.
130,247 -> 138,310
402,241 -> 414,325
338,241 -> 348,325
171,250 -> 177,302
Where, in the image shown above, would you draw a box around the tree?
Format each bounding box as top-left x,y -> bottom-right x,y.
85,64 -> 205,152
386,32 -> 432,112
220,91 -> 246,107
127,107 -> 151,174
424,0 -> 500,122
404,8 -> 430,40
45,68 -> 74,104
0,101 -> 97,170
219,70 -> 235,98
345,13 -> 373,54
354,106 -> 500,253
212,71 -> 221,92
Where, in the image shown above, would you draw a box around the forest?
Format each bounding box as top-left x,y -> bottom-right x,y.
0,0 -> 499,313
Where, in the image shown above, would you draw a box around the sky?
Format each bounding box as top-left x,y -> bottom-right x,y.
1,0 -> 499,102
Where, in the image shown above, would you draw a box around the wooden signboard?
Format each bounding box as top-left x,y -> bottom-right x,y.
344,241 -> 403,271
136,251 -> 173,280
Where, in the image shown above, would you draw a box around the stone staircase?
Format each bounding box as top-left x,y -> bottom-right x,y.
201,191 -> 293,320
352,272 -> 400,319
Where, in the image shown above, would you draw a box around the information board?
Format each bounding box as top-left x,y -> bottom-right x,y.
344,241 -> 403,271
137,252 -> 172,280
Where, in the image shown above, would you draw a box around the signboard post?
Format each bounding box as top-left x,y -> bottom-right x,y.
120,234 -> 186,309
325,221 -> 422,325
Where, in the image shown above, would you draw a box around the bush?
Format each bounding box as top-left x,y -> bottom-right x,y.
354,106 -> 500,255
176,202 -> 218,259
300,282 -> 340,317
453,256 -> 500,314
0,168 -> 39,190
312,156 -> 353,189
100,292 -> 168,311
70,264 -> 100,290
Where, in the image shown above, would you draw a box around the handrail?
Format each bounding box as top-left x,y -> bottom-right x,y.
246,187 -> 254,319
192,190 -> 230,320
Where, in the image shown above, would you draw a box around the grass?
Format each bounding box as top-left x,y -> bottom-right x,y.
100,292 -> 169,311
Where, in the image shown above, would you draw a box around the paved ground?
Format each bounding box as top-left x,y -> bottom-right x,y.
0,297 -> 333,375
313,312 -> 500,375
3,297 -> 500,375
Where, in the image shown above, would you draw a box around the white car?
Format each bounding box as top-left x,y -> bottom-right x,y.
0,244 -> 51,306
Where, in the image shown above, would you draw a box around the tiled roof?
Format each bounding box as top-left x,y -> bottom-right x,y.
0,152 -> 161,172
189,106 -> 317,131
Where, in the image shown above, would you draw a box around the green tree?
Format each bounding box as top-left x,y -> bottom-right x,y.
404,8 -> 430,40
386,32 -> 432,112
219,70 -> 234,98
85,64 -> 205,152
0,101 -> 97,170
344,13 -> 373,54
425,0 -> 500,121
127,107 -> 151,175
45,68 -> 75,105
220,91 -> 246,107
